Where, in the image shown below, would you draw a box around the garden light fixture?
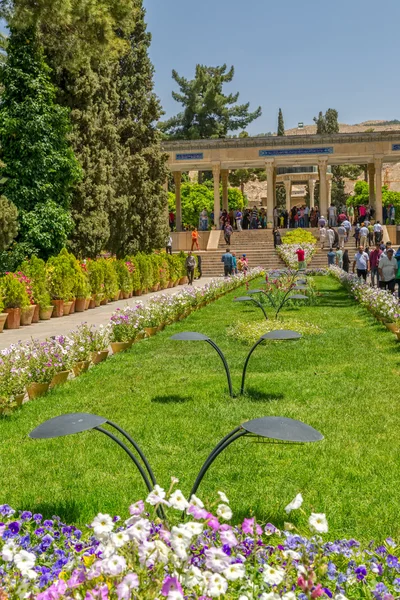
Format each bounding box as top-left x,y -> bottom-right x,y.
233,296 -> 268,320
240,330 -> 301,395
169,332 -> 234,397
189,416 -> 323,499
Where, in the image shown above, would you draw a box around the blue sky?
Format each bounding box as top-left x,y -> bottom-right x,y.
145,0 -> 400,134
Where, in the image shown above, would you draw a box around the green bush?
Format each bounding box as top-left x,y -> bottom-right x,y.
115,260 -> 132,294
282,229 -> 317,244
0,272 -> 30,308
19,255 -> 51,308
135,253 -> 152,291
46,248 -> 75,301
87,260 -> 104,297
126,257 -> 141,292
99,258 -> 119,299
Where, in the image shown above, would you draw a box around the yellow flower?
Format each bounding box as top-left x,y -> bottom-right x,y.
83,554 -> 95,567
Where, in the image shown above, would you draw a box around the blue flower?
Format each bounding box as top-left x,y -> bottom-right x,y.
20,511 -> 32,521
355,565 -> 367,581
387,555 -> 399,569
392,577 -> 400,592
8,521 -> 20,535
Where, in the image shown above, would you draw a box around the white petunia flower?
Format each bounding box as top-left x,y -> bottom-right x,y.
171,525 -> 192,548
334,595 -> 349,600
184,565 -> 203,589
169,489 -> 189,511
223,562 -> 246,581
282,550 -> 301,560
284,493 -> 303,514
283,593 -> 296,600
218,491 -> 229,504
167,592 -> 184,600
183,521 -> 203,536
104,554 -> 127,576
111,530 -> 129,548
2,541 -> 17,562
189,494 -> 204,508
146,484 -> 168,506
216,503 -> 233,520
205,547 -> 231,573
262,564 -> 285,585
308,512 -> 328,533
127,517 -> 152,542
207,573 -> 228,598
91,513 -> 114,537
260,594 -> 281,600
14,550 -> 36,575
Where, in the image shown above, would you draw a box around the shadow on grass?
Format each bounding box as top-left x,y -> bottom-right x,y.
313,287 -> 354,308
244,389 -> 284,402
25,500 -> 83,523
151,395 -> 192,404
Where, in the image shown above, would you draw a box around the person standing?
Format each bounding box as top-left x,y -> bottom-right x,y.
304,205 -> 310,228
348,204 -> 354,224
166,235 -> 172,255
335,247 -> 343,268
320,225 -> 327,249
191,228 -> 200,251
199,208 -> 208,231
318,215 -> 326,228
273,227 -> 282,247
353,223 -> 360,247
251,206 -> 258,229
273,206 -> 279,228
373,221 -> 383,244
369,243 -> 382,287
196,254 -> 202,279
328,203 -> 337,227
358,204 -> 367,224
342,219 -> 352,242
231,252 -> 238,274
378,247 -> 397,292
327,248 -> 336,266
169,210 -> 175,232
224,222 -> 233,245
235,209 -> 243,231
367,223 -> 374,246
241,254 -> 248,272
342,249 -> 350,272
352,246 -> 369,281
221,248 -> 233,277
260,207 -> 267,229
337,223 -> 346,249
295,247 -> 306,270
327,226 -> 335,250
389,204 -> 396,225
359,223 -> 368,248
185,252 -> 196,285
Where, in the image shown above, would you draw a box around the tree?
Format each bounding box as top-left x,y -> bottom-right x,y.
277,108 -> 285,136
229,169 -> 258,196
0,26 -> 81,258
314,108 -> 339,134
160,64 -> 262,139
0,195 -> 18,250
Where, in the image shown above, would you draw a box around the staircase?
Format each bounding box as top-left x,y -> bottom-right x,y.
201,230 -> 286,277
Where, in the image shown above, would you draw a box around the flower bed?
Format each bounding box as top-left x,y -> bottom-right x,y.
0,270 -> 263,413
329,266 -> 400,324
276,243 -> 317,269
0,485 -> 398,599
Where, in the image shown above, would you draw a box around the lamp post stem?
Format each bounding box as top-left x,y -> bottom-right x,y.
240,338 -> 266,395
106,420 -> 157,486
206,340 -> 234,397
189,428 -> 247,499
252,299 -> 268,320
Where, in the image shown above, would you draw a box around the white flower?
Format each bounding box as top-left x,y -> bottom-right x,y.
262,564 -> 285,585
171,476 -> 179,484
14,550 -> 36,575
218,491 -> 229,504
216,503 -> 232,520
308,512 -> 328,533
205,547 -> 231,573
91,513 -> 114,537
282,550 -> 301,560
334,595 -> 349,600
169,489 -> 189,511
111,530 -> 129,548
223,562 -> 245,581
284,493 -> 303,514
183,521 -> 203,536
104,554 -> 127,576
283,593 -> 297,600
116,573 -> 139,599
167,592 -> 184,600
171,525 -> 192,548
2,541 -> 17,562
184,565 -> 203,589
207,573 -> 228,597
260,594 -> 281,600
220,528 -> 238,547
171,542 -> 188,561
127,517 -> 152,542
146,484 -> 168,506
153,540 -> 170,564
189,494 -> 204,508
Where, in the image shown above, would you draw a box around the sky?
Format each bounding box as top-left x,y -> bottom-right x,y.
145,0 -> 400,134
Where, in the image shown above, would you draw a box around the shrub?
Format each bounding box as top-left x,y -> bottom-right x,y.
135,253 -> 152,291
126,257 -> 141,292
115,260 -> 132,294
0,272 -> 30,308
282,228 -> 317,244
19,255 -> 51,308
87,259 -> 104,297
99,258 -> 119,299
46,248 -> 75,301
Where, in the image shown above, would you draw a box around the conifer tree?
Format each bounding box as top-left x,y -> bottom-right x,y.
277,108 -> 285,136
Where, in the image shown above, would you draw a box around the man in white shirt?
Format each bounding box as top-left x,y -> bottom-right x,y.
328,204 -> 337,227
342,219 -> 352,242
337,224 -> 346,249
352,247 -> 369,281
326,226 -> 335,250
359,224 -> 369,248
373,221 -> 383,244
378,248 -> 397,292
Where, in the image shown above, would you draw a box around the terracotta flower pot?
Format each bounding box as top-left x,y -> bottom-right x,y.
385,322 -> 399,333
111,341 -> 131,354
94,296 -> 101,307
32,304 -> 40,323
113,291 -> 121,301
174,280 -> 179,287
20,305 -> 36,326
119,291 -> 123,300
50,370 -> 70,388
73,361 -> 90,377
144,326 -> 158,337
122,291 -> 131,300
168,281 -> 173,288
63,301 -> 73,316
27,382 -> 50,399
136,332 -> 145,340
69,299 -> 76,314
91,350 -> 109,364
85,298 -> 91,310
4,308 -> 21,329
14,393 -> 25,407
89,298 -> 96,309
133,290 -> 142,297
100,298 -> 108,306
75,297 -> 86,312
40,306 -> 54,320
51,299 -> 64,318
0,313 -> 8,333
179,277 -> 186,285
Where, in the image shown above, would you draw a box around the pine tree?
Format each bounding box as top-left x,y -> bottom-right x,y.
0,195 -> 18,250
277,108 -> 285,136
314,111 -> 326,134
160,64 -> 262,139
0,26 -> 80,257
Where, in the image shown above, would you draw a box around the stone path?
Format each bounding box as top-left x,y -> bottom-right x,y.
0,278 -> 216,350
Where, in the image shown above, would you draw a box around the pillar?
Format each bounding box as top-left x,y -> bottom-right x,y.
173,171 -> 182,232
265,160 -> 275,225
318,158 -> 328,217
212,163 -> 221,228
308,179 -> 315,208
284,178 -> 292,211
368,163 -> 376,208
374,157 -> 383,223
221,169 -> 229,212
327,177 -> 332,206
163,177 -> 169,229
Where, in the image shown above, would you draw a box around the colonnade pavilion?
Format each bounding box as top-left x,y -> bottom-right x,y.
162,131 -> 400,230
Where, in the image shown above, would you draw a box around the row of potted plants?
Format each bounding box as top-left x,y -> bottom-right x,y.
0,250 -> 193,331
329,266 -> 400,337
0,269 -> 263,413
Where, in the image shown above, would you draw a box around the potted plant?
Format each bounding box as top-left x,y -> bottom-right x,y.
87,259 -> 104,307
115,260 -> 132,300
142,304 -> 161,337
20,256 -> 53,322
25,340 -> 59,399
0,345 -> 27,407
109,309 -> 141,353
100,258 -> 119,302
135,253 -> 151,294
73,263 -> 90,312
69,324 -> 92,375
48,337 -> 74,388
46,249 -> 75,317
128,257 -> 142,296
0,285 -> 7,332
87,324 -> 111,364
1,273 -> 30,329
15,273 -> 36,326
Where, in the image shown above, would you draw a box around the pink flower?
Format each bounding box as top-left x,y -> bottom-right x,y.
206,513 -> 220,531
311,584 -> 324,598
161,576 -> 183,597
187,505 -> 208,520
241,517 -> 262,535
129,500 -> 144,516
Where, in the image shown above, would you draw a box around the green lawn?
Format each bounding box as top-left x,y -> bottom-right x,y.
1,275 -> 400,541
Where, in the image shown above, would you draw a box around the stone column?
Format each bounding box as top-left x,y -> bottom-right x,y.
163,177 -> 169,228
368,163 -> 376,208
327,177 -> 332,206
173,172 -> 182,231
212,163 -> 221,228
221,169 -> 229,212
265,160 -> 275,225
308,179 -> 315,208
318,158 -> 329,217
284,178 -> 292,211
374,157 -> 383,223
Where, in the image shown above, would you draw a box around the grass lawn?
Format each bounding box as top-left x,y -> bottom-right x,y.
1,275 -> 399,541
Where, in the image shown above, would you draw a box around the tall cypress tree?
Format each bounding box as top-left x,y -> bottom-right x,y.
107,0 -> 168,257
277,108 -> 285,136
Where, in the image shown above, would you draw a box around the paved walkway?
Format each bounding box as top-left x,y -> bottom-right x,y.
0,278 -> 216,350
